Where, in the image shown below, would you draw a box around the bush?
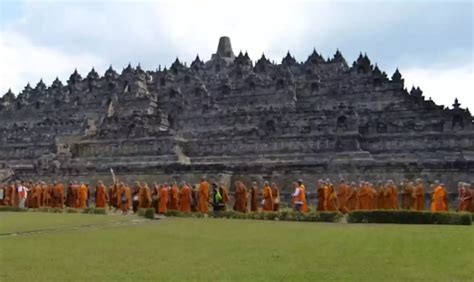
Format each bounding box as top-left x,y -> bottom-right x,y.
66,208 -> 80,213
138,208 -> 155,219
347,210 -> 471,225
0,206 -> 27,212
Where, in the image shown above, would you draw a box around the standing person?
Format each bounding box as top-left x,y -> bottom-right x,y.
326,183 -> 339,212
218,182 -> 230,211
43,182 -> 52,207
212,182 -> 225,212
337,179 -> 349,213
271,182 -> 280,212
78,182 -> 88,208
95,181 -> 108,208
117,182 -> 131,215
233,181 -> 248,213
179,182 -> 192,213
17,181 -> 29,209
158,184 -> 169,214
299,179 -> 309,213
357,181 -> 371,210
387,180 -> 399,209
431,181 -> 448,212
131,185 -> 140,213
316,179 -> 328,211
262,181 -> 274,211
169,182 -> 180,211
250,181 -> 259,212
459,183 -> 472,212
414,179 -> 425,210
292,181 -> 304,212
151,183 -> 160,213
346,182 -> 358,211
198,178 -> 210,214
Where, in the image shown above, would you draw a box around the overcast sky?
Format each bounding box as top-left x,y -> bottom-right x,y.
0,0 -> 472,109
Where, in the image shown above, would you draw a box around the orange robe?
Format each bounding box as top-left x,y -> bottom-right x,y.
78,184 -> 88,208
233,181 -> 247,213
250,185 -> 259,212
43,185 -> 52,207
390,185 -> 399,209
95,184 -> 108,208
262,185 -> 274,211
401,185 -> 415,210
382,187 -> 392,209
368,187 -> 377,210
376,187 -> 384,210
414,184 -> 425,210
271,185 -> 280,212
459,189 -> 472,212
169,185 -> 180,210
431,186 -> 448,212
138,186 -> 152,208
159,187 -> 169,214
179,185 -> 192,212
357,186 -> 371,210
326,188 -> 339,211
346,187 -> 358,211
198,181 -> 210,213
117,186 -> 131,212
301,184 -> 309,213
316,185 -> 328,211
337,183 -> 349,213
52,183 -> 65,208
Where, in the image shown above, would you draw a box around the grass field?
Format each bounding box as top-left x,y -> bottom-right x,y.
1,212 -> 473,281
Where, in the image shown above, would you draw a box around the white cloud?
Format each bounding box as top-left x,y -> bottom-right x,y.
403,64 -> 474,110
0,31 -> 106,94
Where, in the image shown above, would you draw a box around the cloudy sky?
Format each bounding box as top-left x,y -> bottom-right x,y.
0,0 -> 472,109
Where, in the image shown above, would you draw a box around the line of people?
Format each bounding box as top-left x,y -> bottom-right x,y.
0,177 -> 472,214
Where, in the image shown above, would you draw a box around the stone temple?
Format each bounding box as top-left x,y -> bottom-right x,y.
0,37 -> 472,191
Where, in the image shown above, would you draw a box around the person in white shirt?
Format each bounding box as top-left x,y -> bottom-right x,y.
292,181 -> 304,212
17,181 -> 29,209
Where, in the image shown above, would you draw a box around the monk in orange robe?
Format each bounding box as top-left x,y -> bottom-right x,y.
116,183 -> 131,214
300,180 -> 309,212
346,182 -> 358,211
316,180 -> 328,211
388,180 -> 399,209
431,181 -> 448,212
31,183 -> 42,208
368,183 -> 377,210
197,179 -> 210,213
179,182 -> 192,212
458,183 -> 472,212
402,181 -> 415,210
357,182 -> 371,210
78,183 -> 88,208
233,181 -> 248,213
250,182 -> 259,212
414,179 -> 425,210
168,182 -> 180,210
326,184 -> 339,211
43,183 -> 52,207
262,181 -> 274,211
271,182 -> 280,212
382,182 -> 392,209
337,179 -> 349,213
53,182 -> 65,209
158,184 -> 169,214
95,181 -> 108,208
138,182 -> 152,209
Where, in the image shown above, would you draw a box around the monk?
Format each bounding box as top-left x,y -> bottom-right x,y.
414,179 -> 425,210
53,181 -> 65,209
458,183 -> 472,212
65,183 -> 74,208
117,182 -> 131,214
382,182 -> 393,209
179,182 -> 192,212
262,181 -> 274,211
197,178 -> 210,213
233,181 -> 248,213
42,182 -> 52,207
326,184 -> 339,211
357,182 -> 371,210
218,182 -> 230,211
431,181 -> 448,212
368,183 -> 378,210
337,179 -> 349,213
300,179 -> 309,212
346,182 -> 358,211
387,180 -> 399,209
158,184 -> 169,214
271,182 -> 280,212
250,181 -> 259,212
401,181 -> 415,210
168,182 -> 180,210
138,182 -> 152,209
78,183 -> 88,208
95,181 -> 108,208
316,180 -> 328,211
108,183 -> 118,210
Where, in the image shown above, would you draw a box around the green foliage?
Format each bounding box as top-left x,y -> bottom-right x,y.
0,206 -> 27,212
138,208 -> 155,219
347,210 -> 472,225
163,210 -> 342,223
82,207 -> 107,215
65,208 -> 80,213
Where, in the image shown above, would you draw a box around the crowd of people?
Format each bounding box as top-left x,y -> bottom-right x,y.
0,177 -> 473,215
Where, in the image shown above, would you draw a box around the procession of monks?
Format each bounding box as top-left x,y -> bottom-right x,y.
0,177 -> 473,214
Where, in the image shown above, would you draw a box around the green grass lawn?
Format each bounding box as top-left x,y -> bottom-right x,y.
0,212 -> 132,234
1,213 -> 473,281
